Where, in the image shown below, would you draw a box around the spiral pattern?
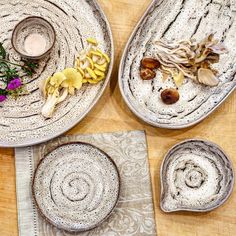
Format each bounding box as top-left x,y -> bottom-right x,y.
161,140 -> 234,212
33,143 -> 120,232
0,0 -> 112,147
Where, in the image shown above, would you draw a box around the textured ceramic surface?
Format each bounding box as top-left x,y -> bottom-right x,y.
32,142 -> 120,232
119,0 -> 236,129
0,0 -> 113,147
160,139 -> 234,212
12,16 -> 56,59
15,131 -> 156,236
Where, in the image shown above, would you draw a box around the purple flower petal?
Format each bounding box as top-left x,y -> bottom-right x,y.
7,78 -> 22,90
0,95 -> 7,102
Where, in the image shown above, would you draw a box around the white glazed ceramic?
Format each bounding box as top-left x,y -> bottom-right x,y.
119,0 -> 236,129
12,16 -> 56,59
160,139 -> 234,212
0,0 -> 114,147
32,142 -> 120,232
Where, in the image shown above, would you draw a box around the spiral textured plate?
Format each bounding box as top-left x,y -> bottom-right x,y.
160,139 -> 234,212
119,0 -> 236,129
32,142 -> 120,232
0,0 -> 113,147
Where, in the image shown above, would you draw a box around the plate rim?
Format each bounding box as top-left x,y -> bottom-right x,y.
0,0 -> 114,147
32,141 -> 121,233
118,0 -> 236,130
159,138 -> 235,213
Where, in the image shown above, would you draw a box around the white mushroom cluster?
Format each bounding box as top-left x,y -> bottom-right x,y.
154,34 -> 228,87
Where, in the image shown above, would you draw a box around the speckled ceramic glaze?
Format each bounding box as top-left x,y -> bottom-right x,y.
32,142 -> 120,232
160,139 -> 234,212
119,0 -> 236,129
12,16 -> 56,59
0,0 -> 113,147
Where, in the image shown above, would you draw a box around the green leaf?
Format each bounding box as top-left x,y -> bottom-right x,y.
0,61 -> 9,73
0,43 -> 6,59
21,60 -> 39,76
0,88 -> 7,95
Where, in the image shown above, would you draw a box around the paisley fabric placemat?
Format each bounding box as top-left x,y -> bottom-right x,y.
15,130 -> 157,236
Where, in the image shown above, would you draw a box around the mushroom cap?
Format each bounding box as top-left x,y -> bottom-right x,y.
197,68 -> 219,86
61,68 -> 82,95
50,72 -> 67,87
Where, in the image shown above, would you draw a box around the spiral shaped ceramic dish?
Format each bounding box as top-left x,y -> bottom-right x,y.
32,142 -> 120,232
160,139 -> 234,212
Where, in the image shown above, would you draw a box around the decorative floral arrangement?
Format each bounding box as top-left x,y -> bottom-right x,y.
0,43 -> 38,102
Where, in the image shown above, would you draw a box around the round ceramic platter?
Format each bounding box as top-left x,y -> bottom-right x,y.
0,0 -> 113,147
32,142 -> 120,232
160,139 -> 234,212
119,0 -> 236,129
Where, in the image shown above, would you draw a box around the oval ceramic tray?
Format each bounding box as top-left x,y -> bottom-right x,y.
119,0 -> 236,129
0,0 -> 113,147
32,142 -> 120,232
160,139 -> 234,212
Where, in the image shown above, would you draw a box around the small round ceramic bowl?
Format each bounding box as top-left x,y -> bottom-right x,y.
12,16 -> 56,60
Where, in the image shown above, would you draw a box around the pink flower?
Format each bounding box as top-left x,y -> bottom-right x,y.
7,78 -> 22,90
0,95 -> 7,102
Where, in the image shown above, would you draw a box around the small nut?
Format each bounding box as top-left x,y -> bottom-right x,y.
161,88 -> 180,105
140,68 -> 156,80
141,58 -> 160,69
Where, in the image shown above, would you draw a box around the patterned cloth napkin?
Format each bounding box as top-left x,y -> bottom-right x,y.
15,130 -> 157,236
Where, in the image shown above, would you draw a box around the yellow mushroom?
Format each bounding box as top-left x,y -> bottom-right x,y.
77,67 -> 85,78
49,72 -> 67,87
94,69 -> 105,77
86,56 -> 94,69
90,50 -> 103,58
87,79 -> 98,84
87,38 -> 98,46
97,49 -> 110,63
95,75 -> 105,82
86,67 -> 97,80
94,64 -> 107,72
61,68 -> 83,95
75,38 -> 110,85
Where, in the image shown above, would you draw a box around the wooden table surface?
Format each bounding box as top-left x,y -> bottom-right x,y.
0,1 -> 236,235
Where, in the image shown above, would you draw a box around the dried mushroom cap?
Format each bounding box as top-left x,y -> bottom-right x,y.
198,68 -> 219,87
140,68 -> 156,80
141,58 -> 160,69
161,88 -> 180,105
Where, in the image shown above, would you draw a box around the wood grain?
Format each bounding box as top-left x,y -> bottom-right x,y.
0,0 -> 235,235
